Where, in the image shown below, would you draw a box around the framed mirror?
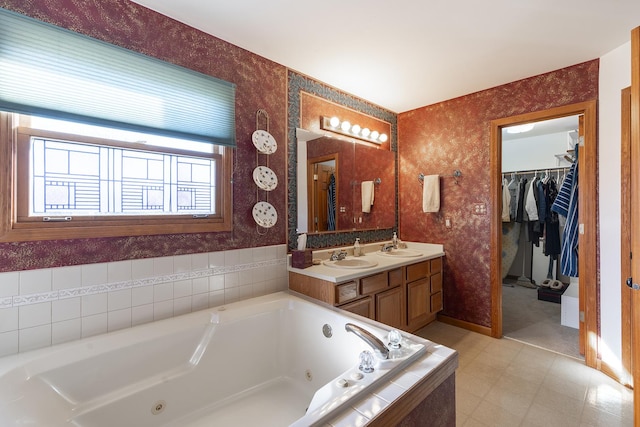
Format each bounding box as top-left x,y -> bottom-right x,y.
288,72 -> 398,250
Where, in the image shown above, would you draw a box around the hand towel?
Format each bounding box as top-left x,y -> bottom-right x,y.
422,175 -> 440,213
361,181 -> 375,213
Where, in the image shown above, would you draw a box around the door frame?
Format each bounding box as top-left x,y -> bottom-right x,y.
307,153 -> 338,232
629,25 -> 640,425
489,100 -> 598,369
621,86 -> 632,387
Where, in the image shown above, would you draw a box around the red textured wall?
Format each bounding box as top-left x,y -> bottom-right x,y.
398,60 -> 599,327
0,0 -> 288,271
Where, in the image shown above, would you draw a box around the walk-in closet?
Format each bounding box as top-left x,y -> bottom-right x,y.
501,115 -> 582,359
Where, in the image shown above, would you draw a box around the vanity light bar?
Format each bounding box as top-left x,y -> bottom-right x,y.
321,116 -> 388,144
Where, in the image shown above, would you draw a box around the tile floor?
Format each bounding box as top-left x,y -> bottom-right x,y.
416,321 -> 634,427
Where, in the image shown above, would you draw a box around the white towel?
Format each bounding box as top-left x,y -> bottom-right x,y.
422,175 -> 440,213
361,181 -> 375,213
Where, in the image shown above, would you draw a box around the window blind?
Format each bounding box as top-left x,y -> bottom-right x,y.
0,8 -> 236,146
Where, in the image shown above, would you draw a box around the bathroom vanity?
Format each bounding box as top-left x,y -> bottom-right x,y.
288,242 -> 445,333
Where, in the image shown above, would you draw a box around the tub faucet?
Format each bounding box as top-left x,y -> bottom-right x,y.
345,323 -> 389,360
329,249 -> 348,261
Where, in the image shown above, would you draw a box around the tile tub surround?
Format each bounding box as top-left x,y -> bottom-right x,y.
0,245 -> 288,357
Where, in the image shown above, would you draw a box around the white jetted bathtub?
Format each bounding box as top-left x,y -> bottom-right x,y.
0,292 -> 448,426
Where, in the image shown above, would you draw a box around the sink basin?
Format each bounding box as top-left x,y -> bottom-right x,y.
378,249 -> 423,257
323,258 -> 378,269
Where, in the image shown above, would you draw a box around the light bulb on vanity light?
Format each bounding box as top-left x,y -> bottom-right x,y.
351,124 -> 361,135
361,128 -> 371,138
378,133 -> 388,143
370,130 -> 379,140
329,116 -> 340,128
340,121 -> 351,132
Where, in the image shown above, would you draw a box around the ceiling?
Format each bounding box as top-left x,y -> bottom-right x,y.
130,0 -> 640,113
502,115 -> 578,141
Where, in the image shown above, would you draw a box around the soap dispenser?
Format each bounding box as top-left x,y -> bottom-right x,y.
392,232 -> 398,249
354,238 -> 361,257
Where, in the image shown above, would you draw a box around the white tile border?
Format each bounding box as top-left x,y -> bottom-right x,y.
1,258 -> 287,309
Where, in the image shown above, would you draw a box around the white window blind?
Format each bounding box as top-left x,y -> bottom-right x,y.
0,8 -> 236,146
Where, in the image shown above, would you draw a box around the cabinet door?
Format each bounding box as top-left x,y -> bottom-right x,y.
376,286 -> 403,329
340,296 -> 373,319
407,277 -> 429,329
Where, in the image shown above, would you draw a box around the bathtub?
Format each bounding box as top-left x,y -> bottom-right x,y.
0,292 -> 452,426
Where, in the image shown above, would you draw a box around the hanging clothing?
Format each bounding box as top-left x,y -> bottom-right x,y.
327,173 -> 336,231
525,178 -> 539,221
551,145 -> 579,277
508,177 -> 518,220
536,179 -> 547,224
502,178 -> 511,222
515,178 -> 527,223
544,178 -> 561,257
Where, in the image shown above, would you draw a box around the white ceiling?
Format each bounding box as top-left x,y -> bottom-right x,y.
130,0 -> 640,113
502,115 -> 578,141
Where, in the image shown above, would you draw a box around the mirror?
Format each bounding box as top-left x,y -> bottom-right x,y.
296,131 -> 395,234
287,77 -> 398,249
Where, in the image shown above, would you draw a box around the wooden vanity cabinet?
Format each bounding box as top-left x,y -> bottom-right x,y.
289,257 -> 442,332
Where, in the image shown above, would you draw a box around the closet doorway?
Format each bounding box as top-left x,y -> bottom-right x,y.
490,100 -> 598,369
500,115 -> 581,359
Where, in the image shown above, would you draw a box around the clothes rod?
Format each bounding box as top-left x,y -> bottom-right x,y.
502,166 -> 570,176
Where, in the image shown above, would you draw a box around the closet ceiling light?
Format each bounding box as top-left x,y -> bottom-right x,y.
506,123 -> 535,134
320,116 -> 387,144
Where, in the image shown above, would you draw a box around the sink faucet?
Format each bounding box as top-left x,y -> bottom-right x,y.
381,242 -> 394,252
329,249 -> 348,261
345,323 -> 389,360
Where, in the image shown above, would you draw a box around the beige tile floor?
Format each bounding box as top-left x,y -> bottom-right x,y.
416,321 -> 634,427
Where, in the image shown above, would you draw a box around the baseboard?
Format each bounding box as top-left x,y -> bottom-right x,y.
436,314 -> 493,337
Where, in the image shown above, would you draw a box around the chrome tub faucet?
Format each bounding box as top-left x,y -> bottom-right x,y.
345,323 -> 389,360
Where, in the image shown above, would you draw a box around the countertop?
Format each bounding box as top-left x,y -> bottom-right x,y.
288,241 -> 445,283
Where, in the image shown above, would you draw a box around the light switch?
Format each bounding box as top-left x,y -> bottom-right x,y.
445,218 -> 451,228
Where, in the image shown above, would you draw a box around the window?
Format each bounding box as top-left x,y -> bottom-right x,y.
0,9 -> 236,242
1,113 -> 232,242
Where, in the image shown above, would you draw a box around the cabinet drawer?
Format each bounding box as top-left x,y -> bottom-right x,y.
430,257 -> 442,274
430,272 -> 442,294
389,268 -> 402,288
406,261 -> 429,282
336,281 -> 358,304
360,272 -> 388,295
340,296 -> 373,319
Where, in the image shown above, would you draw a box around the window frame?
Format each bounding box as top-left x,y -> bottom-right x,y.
0,113 -> 233,242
